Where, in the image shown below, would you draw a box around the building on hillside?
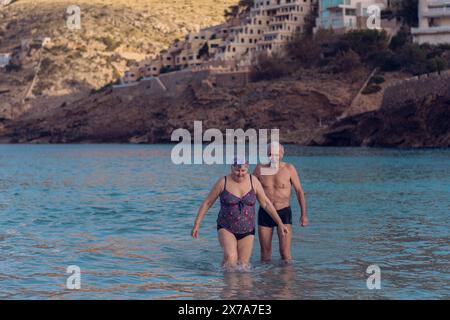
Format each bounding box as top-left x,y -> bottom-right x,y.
120,0 -> 318,84
314,0 -> 389,32
0,53 -> 11,68
222,0 -> 316,61
412,0 -> 450,45
122,70 -> 139,84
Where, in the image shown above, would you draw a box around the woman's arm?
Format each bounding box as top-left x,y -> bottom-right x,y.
252,176 -> 289,236
191,177 -> 224,238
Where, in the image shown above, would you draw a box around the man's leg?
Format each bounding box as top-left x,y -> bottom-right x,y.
218,229 -> 238,268
258,226 -> 274,262
277,224 -> 293,263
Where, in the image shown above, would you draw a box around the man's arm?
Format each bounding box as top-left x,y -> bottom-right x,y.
252,164 -> 261,179
288,164 -> 308,227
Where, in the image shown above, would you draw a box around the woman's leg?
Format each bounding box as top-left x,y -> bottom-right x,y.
218,229 -> 238,268
237,235 -> 255,268
258,226 -> 274,262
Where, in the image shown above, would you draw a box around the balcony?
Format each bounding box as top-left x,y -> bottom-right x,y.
428,0 -> 450,7
412,25 -> 450,35
423,7 -> 450,17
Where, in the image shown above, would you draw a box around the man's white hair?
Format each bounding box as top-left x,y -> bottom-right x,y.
267,141 -> 284,154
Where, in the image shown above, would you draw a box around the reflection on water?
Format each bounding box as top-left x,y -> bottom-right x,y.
0,145 -> 449,299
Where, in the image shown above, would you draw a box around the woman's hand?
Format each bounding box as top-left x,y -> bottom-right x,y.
278,223 -> 289,237
191,224 -> 200,239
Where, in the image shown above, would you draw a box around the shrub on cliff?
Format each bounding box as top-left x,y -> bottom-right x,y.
286,33 -> 322,68
389,29 -> 410,51
97,36 -> 122,52
426,57 -> 448,73
369,75 -> 385,85
398,43 -> 428,74
330,49 -> 362,73
342,29 -> 389,62
362,85 -> 382,95
250,53 -> 290,82
373,50 -> 402,71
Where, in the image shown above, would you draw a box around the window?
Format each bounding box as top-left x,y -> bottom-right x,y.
345,9 -> 356,16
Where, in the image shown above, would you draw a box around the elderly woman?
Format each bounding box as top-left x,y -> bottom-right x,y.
191,158 -> 289,269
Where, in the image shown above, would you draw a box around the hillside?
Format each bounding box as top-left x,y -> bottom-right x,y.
1,1 -> 449,147
3,69 -> 367,144
0,0 -> 238,119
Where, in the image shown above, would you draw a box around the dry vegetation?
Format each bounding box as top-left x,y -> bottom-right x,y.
0,0 -> 237,97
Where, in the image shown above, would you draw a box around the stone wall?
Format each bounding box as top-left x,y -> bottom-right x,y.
115,68 -> 250,96
381,70 -> 450,109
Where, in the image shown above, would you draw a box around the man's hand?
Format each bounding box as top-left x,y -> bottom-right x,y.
300,215 -> 308,227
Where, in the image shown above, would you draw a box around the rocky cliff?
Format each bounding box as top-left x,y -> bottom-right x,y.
2,71 -> 362,144
3,67 -> 449,147
313,94 -> 450,148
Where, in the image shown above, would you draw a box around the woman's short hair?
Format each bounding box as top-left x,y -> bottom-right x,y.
232,156 -> 248,168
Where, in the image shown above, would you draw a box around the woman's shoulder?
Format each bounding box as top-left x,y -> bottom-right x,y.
249,173 -> 262,187
215,176 -> 227,188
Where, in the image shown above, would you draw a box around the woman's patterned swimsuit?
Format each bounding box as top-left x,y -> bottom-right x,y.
217,175 -> 257,240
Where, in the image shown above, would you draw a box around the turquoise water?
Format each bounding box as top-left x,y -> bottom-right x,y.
0,145 -> 449,299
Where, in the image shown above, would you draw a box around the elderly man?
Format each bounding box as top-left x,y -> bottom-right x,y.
253,143 -> 308,262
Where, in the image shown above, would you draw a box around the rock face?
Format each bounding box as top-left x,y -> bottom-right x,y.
0,0 -> 13,7
313,94 -> 450,148
2,75 -> 354,144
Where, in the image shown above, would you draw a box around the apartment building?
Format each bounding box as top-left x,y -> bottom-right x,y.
223,0 -> 315,61
121,0 -> 315,84
412,0 -> 450,45
315,0 -> 387,32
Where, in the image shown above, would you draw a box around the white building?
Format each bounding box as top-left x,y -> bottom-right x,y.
315,0 -> 387,32
222,0 -> 316,61
0,54 -> 11,67
412,0 -> 450,45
